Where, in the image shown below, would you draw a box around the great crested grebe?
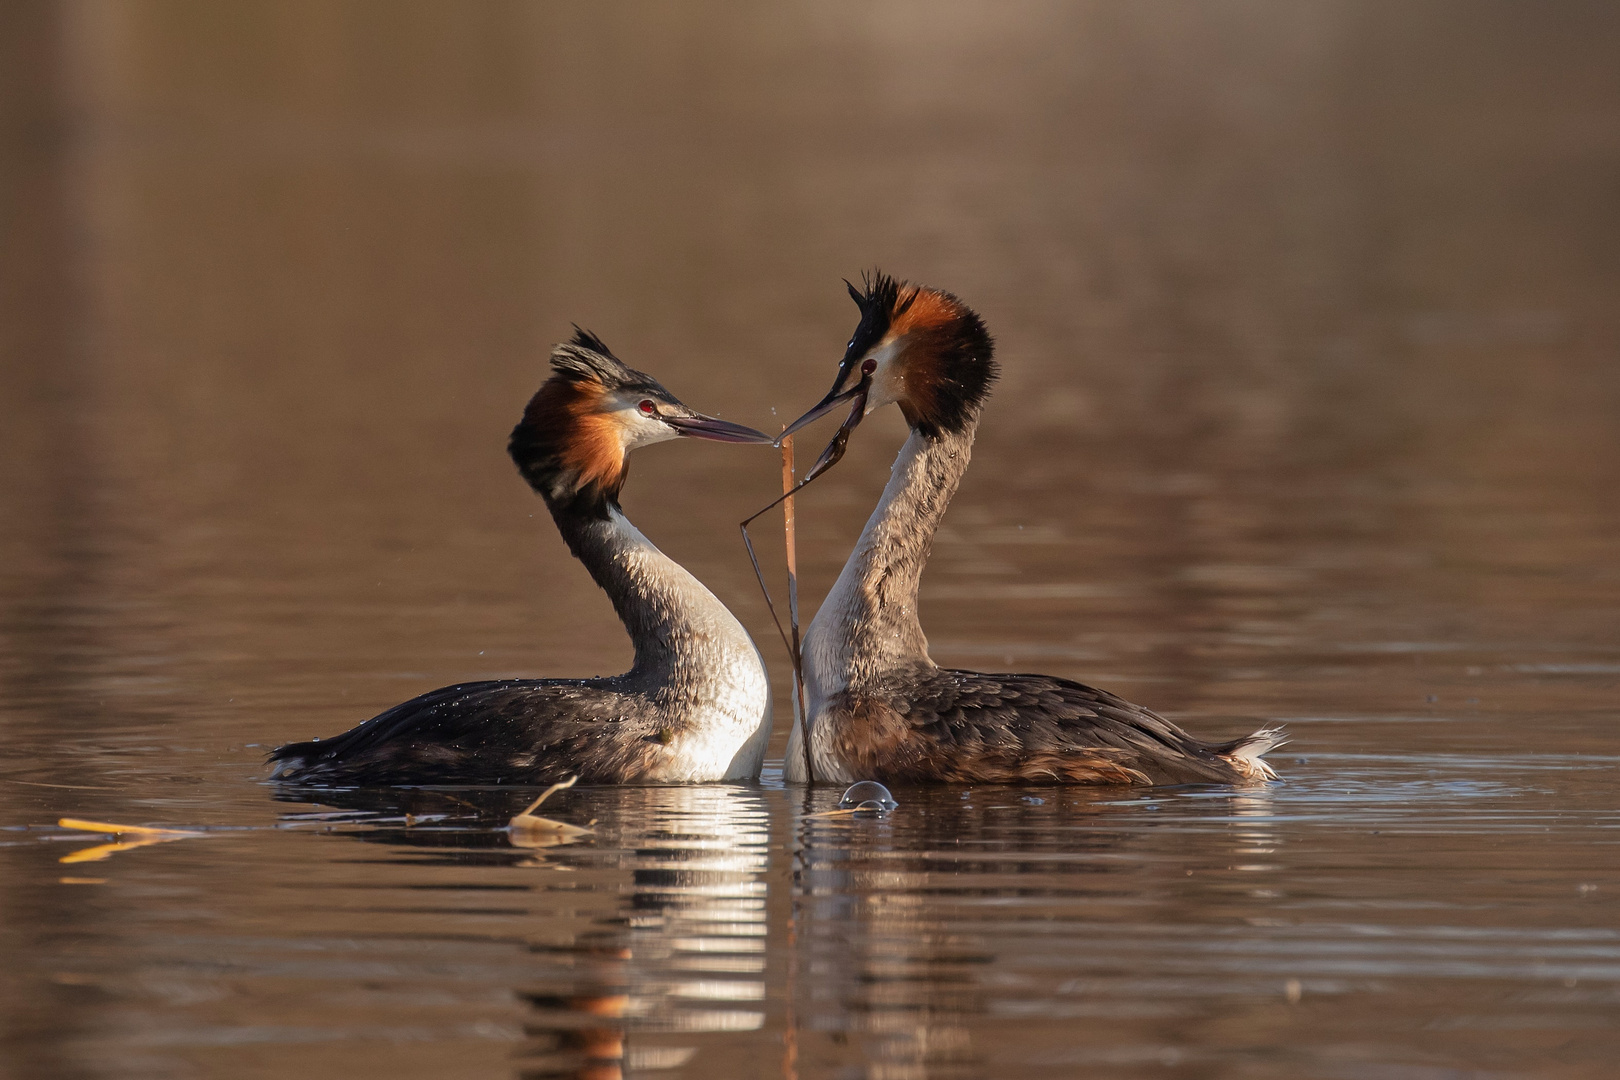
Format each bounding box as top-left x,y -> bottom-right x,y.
271,331 -> 774,786
777,274 -> 1284,785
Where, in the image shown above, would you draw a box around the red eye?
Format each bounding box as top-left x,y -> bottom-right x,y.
862,358 -> 877,376
638,400 -> 657,415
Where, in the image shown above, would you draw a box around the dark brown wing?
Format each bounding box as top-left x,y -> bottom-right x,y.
268,678 -> 666,786
826,665 -> 1254,785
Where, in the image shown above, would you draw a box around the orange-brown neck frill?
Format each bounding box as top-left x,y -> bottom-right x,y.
509,376 -> 629,516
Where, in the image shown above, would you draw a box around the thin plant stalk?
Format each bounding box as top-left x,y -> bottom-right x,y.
742,427 -> 847,784
781,435 -> 814,784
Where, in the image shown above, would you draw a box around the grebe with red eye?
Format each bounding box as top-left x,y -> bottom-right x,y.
270,330 -> 775,786
776,274 -> 1284,785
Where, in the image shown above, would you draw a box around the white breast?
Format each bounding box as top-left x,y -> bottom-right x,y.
663,642 -> 772,782
608,510 -> 773,782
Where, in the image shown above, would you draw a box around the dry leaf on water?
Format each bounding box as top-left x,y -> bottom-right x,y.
507,776 -> 593,848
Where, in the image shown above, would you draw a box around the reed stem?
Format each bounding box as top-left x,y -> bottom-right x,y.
781,435 -> 814,785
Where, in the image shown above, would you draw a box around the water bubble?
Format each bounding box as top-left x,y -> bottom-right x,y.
838,781 -> 897,816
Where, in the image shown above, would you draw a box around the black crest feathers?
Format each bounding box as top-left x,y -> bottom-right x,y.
843,271 -> 900,365
547,327 -> 661,394
569,326 -> 614,356
847,270 -> 901,315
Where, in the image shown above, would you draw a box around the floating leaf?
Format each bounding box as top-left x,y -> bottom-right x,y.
507,776 -> 592,848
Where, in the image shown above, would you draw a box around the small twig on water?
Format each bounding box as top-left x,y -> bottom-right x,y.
512,774 -> 578,819
507,775 -> 591,845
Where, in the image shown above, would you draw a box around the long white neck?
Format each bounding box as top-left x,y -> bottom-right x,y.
551,505 -> 771,781
555,507 -> 758,698
789,424 -> 975,780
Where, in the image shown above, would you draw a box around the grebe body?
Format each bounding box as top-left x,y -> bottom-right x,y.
781,276 -> 1282,786
271,332 -> 773,786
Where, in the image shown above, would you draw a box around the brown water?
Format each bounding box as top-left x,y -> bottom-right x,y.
4,4 -> 1619,1078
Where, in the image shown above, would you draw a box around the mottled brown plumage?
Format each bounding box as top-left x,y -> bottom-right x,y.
820,667 -> 1274,786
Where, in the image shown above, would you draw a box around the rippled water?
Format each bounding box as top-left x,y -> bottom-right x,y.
6,761 -> 1619,1078
3,4 -> 1619,1078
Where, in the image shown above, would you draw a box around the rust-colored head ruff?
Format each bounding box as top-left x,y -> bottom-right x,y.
848,271 -> 997,437
509,330 -> 667,518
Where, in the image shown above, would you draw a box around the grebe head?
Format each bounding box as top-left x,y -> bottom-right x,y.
779,272 -> 996,477
510,328 -> 771,516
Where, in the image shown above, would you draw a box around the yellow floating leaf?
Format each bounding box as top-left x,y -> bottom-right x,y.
57,818 -> 205,864
61,841 -> 135,864
58,818 -> 199,838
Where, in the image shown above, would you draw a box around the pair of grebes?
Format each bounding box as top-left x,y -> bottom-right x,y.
272,274 -> 1283,788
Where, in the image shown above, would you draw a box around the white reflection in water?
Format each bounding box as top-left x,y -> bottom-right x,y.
513,785 -> 769,1080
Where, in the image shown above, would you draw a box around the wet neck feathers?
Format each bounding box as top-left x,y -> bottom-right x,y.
806,421 -> 976,692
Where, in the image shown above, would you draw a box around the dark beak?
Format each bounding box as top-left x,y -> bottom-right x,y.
777,370 -> 872,483
664,412 -> 774,444
798,380 -> 870,482
777,375 -> 865,442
